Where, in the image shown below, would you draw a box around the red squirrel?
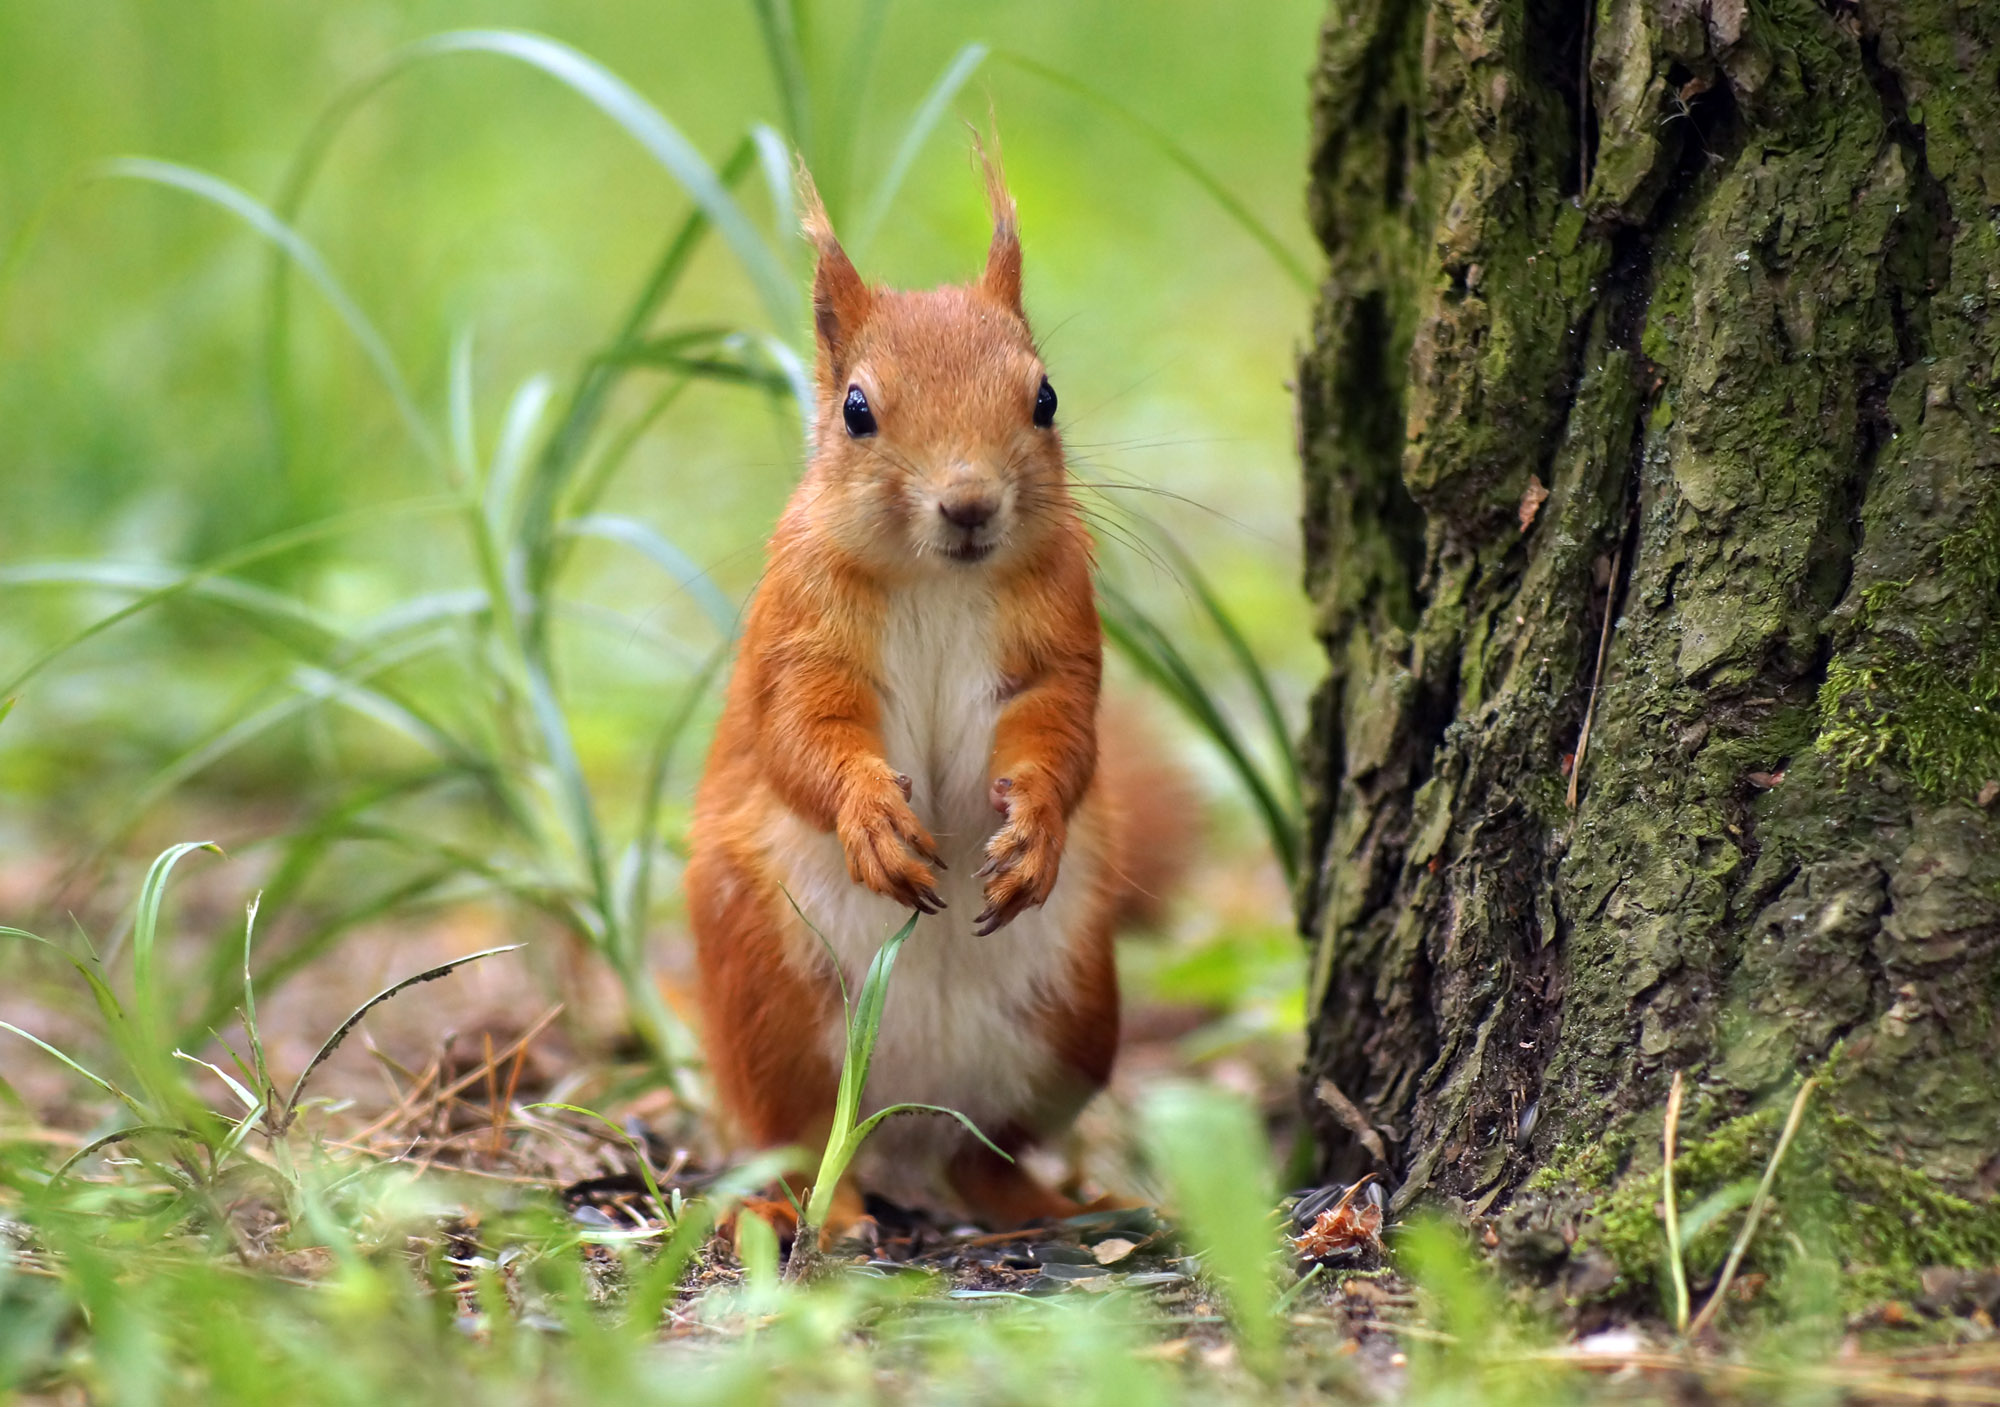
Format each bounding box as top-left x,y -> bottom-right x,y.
684,151 -> 1184,1231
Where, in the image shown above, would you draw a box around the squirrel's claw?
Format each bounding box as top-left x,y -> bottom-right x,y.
838,774 -> 946,912
974,789 -> 1063,933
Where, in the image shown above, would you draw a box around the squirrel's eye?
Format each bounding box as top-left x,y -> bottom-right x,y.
843,385 -> 877,437
1033,377 -> 1057,429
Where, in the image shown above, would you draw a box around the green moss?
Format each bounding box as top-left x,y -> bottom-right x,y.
1639,243 -> 1693,370
1813,484 -> 2000,799
1523,1137 -> 1622,1195
1825,1114 -> 2000,1286
1583,1103 -> 1782,1293
1571,1102 -> 2000,1309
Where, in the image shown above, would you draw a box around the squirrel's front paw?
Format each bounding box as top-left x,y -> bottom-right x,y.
974,774 -> 1064,936
838,767 -> 946,913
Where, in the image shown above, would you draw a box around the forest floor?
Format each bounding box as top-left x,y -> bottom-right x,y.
4,838 -> 2000,1404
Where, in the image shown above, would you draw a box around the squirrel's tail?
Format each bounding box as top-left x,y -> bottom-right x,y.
1095,695 -> 1200,933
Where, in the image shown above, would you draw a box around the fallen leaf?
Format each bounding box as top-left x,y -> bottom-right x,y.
1518,474 -> 1550,533
1746,770 -> 1784,789
1294,1179 -> 1386,1263
1090,1237 -> 1137,1265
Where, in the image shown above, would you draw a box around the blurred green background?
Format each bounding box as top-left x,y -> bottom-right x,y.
0,0 -> 1320,1070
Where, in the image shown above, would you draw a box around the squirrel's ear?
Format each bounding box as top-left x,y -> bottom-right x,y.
974,135 -> 1022,315
799,167 -> 871,367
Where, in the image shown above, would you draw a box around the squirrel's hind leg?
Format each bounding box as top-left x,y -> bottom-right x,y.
946,1139 -> 1085,1227
687,845 -> 842,1153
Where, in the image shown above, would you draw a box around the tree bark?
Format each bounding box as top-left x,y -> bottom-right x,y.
1297,0 -> 2000,1296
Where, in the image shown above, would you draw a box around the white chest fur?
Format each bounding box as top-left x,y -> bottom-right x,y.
766,574 -> 1098,1198
876,576 -> 1006,854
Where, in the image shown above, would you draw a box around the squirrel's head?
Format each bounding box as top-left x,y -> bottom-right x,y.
797,147 -> 1070,577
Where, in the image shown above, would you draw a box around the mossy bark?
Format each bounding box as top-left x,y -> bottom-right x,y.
1297,0 -> 2000,1297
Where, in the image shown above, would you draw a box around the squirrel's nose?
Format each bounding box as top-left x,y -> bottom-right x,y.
938,492 -> 997,531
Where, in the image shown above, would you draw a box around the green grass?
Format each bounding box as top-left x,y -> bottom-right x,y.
0,855 -> 1973,1403
0,5 -> 1327,1397
0,4 -> 1309,1094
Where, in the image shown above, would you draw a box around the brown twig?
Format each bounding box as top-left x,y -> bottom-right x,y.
495,1040 -> 530,1159
482,1032 -> 503,1159
1687,1077 -> 1817,1338
1663,1070 -> 1690,1333
1568,538 -> 1624,810
362,1005 -> 565,1148
346,1057 -> 440,1146
1315,1077 -> 1389,1166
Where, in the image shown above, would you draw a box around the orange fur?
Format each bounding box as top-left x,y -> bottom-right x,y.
686,156 -> 1183,1230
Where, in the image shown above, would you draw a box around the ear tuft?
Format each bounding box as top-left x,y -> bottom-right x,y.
798,164 -> 872,372
972,131 -> 1022,315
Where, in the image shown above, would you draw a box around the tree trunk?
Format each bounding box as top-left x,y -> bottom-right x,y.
1296,0 -> 2000,1298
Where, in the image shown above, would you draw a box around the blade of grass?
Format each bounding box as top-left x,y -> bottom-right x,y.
0,1022 -> 145,1117
563,515 -> 738,638
128,842 -> 224,1009
824,0 -> 894,209
1273,1263 -> 1326,1314
50,1125 -> 201,1181
1154,536 -> 1301,815
850,42 -> 989,255
519,656 -> 610,924
525,1102 -> 670,1220
484,374 -> 557,547
752,123 -> 797,246
804,910 -> 919,1230
449,330 -> 479,486
843,1102 -> 1008,1157
511,139 -> 766,649
278,31 -> 796,331
1100,581 -> 1299,883
3,926 -> 129,1029
1676,1178 -> 1758,1247
213,1099 -> 269,1165
234,895 -> 278,1119
1662,1069 -> 1690,1333
1686,1078 -> 1817,1338
97,158 -> 442,466
748,0 -> 816,162
992,51 -> 1315,293
171,1051 -> 260,1115
1141,1082 -> 1280,1375
622,1200 -> 715,1343
0,494 -> 458,698
625,646 -> 730,942
279,943 -> 524,1131
561,376 -> 695,525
